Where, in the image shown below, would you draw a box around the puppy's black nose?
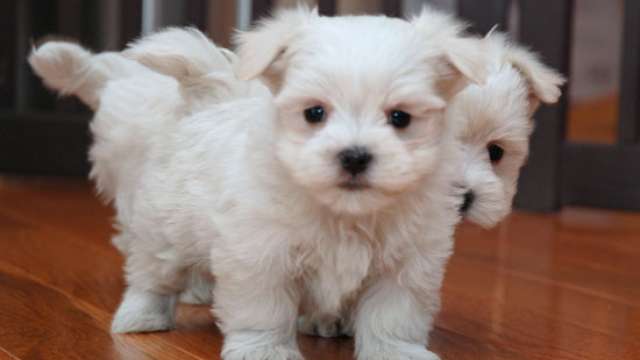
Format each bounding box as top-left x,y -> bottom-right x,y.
338,146 -> 372,176
460,191 -> 475,213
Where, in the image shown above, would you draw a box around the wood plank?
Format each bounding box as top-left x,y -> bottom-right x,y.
513,0 -> 573,211
618,0 -> 640,144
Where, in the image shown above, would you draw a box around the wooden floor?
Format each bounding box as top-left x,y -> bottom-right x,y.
0,176 -> 639,360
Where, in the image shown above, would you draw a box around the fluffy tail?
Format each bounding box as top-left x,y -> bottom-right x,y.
124,28 -> 265,111
124,27 -> 235,80
29,41 -> 145,110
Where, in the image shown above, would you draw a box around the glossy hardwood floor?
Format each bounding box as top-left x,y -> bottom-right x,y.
0,176 -> 638,359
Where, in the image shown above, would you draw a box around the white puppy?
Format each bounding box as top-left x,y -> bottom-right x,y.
30,7 -> 490,360
294,32 -> 565,338
121,28 -> 565,312
452,32 -> 565,227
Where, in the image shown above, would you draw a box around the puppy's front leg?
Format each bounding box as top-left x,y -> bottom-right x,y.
354,259 -> 445,360
212,238 -> 302,360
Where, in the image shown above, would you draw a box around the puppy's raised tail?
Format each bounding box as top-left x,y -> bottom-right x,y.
124,27 -> 235,82
123,27 -> 265,111
29,41 -> 140,110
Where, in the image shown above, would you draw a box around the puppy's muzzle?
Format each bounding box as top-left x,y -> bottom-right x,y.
459,190 -> 475,214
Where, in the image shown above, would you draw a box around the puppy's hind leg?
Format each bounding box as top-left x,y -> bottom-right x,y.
111,237 -> 188,333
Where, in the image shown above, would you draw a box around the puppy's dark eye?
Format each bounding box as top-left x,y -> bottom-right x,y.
304,106 -> 325,124
389,110 -> 411,129
488,143 -> 504,163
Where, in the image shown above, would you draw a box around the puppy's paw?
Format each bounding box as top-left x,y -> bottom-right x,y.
111,288 -> 175,333
223,331 -> 303,360
358,343 -> 440,360
297,315 -> 344,338
111,310 -> 174,333
223,344 -> 303,360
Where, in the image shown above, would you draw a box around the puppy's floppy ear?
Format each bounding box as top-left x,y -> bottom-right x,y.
410,7 -> 488,96
233,6 -> 317,86
483,32 -> 565,115
505,42 -> 566,114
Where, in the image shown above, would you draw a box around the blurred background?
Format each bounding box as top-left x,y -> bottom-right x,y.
0,0 -> 638,212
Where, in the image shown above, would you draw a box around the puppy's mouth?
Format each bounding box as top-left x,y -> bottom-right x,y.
454,184 -> 475,215
338,177 -> 371,191
459,191 -> 474,214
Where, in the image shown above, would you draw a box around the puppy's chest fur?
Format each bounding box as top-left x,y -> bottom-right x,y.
294,219 -> 385,315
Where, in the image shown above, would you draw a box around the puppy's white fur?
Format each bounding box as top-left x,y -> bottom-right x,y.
123,27 -> 264,113
451,32 -> 564,227
123,27 -> 565,309
30,7 -> 492,360
28,41 -> 150,110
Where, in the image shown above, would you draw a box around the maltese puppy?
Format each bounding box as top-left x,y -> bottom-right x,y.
452,31 -> 564,227
120,27 -> 565,314
294,31 -> 565,339
30,7 -> 494,360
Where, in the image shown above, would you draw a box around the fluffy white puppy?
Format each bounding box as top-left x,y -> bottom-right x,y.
30,7 -> 489,360
123,28 -> 565,313
294,32 -> 565,339
452,32 -> 565,227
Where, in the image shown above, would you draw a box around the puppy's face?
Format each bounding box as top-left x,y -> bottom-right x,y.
451,34 -> 564,227
451,67 -> 533,227
236,10 -> 486,215
275,18 -> 452,215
